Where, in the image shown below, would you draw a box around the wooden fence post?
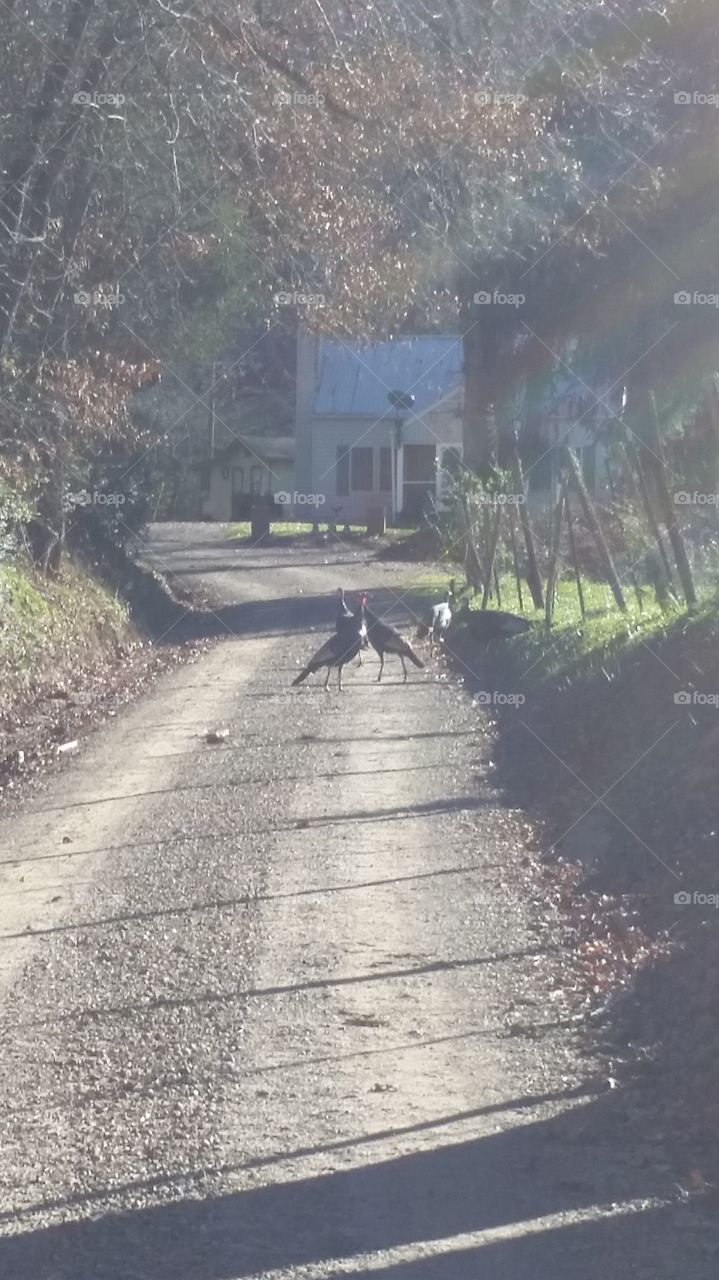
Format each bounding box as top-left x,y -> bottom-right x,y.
509,440 -> 544,608
566,447 -> 627,612
645,391 -> 697,610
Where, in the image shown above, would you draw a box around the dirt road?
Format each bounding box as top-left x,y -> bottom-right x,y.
0,525 -> 713,1278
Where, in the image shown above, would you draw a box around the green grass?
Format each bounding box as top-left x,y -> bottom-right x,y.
0,559 -> 129,705
226,520 -> 407,540
406,566 -> 719,692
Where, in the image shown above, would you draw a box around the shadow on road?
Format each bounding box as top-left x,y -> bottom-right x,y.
0,1094 -> 683,1280
147,584 -> 430,646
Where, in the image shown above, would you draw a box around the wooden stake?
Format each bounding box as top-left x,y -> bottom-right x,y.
623,433 -> 674,586
564,490 -> 586,621
646,391 -> 697,610
493,563 -> 503,608
545,483 -> 566,628
508,508 -> 525,611
510,441 -> 544,608
566,447 -> 627,612
481,505 -> 502,609
460,493 -> 483,593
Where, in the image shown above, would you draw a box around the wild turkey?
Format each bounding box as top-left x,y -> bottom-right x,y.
418,579 -> 455,655
293,596 -> 365,692
362,598 -> 425,683
336,586 -> 353,627
457,605 -> 531,640
337,587 -> 368,664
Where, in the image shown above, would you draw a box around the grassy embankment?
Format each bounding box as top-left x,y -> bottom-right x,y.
0,558 -> 130,715
0,556 -> 137,784
411,565 -> 719,1180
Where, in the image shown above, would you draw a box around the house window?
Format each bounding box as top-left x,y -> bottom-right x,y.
232,466 -> 245,494
336,447 -> 350,497
250,465 -> 263,494
379,447 -> 392,492
351,447 -> 373,492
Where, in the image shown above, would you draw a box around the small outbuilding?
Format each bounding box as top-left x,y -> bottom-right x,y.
201,435 -> 295,521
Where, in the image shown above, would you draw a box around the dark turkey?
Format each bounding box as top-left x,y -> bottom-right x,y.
362,599 -> 425,682
336,588 -> 368,664
293,595 -> 365,692
457,606 -> 531,640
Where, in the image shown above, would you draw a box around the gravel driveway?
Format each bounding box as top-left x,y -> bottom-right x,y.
0,524 -> 714,1278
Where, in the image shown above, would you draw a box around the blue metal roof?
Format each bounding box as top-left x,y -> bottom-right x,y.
313,335 -> 464,417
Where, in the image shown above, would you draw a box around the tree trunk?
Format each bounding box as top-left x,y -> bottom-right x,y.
0,12 -> 117,355
461,303 -> 500,475
28,443 -> 65,575
0,0 -> 94,226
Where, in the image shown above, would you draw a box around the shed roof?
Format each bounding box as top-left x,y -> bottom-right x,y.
313,335 -> 464,417
214,434 -> 295,463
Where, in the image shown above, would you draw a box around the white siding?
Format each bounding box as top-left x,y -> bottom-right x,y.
308,388 -> 464,523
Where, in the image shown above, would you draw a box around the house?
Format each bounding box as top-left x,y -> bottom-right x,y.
295,330 -> 465,524
201,434 -> 295,521
519,364 -> 615,503
294,329 -> 610,526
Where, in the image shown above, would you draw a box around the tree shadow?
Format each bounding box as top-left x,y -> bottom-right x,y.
0,1095 -> 689,1280
148,585 -> 430,646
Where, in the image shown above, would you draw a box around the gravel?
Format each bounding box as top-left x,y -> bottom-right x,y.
0,524 -> 716,1279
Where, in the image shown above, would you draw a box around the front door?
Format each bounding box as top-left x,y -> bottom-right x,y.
402,445 -> 436,517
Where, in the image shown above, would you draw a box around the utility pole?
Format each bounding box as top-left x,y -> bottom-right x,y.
209,360 -> 218,460
387,390 -> 415,523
